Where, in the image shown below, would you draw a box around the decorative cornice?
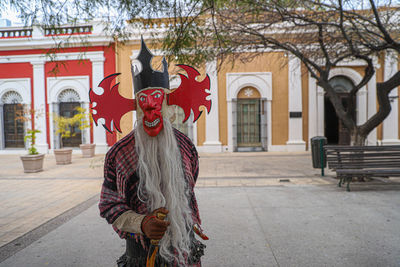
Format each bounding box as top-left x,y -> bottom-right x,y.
0,51 -> 104,64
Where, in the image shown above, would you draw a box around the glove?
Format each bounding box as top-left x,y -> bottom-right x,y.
141,207 -> 170,240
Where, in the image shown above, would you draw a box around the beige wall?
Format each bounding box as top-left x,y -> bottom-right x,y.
217,52 -> 289,146
301,63 -> 309,149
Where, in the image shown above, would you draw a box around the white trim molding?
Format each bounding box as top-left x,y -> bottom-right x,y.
0,78 -> 31,150
0,51 -> 105,64
226,72 -> 272,152
308,67 -> 373,147
200,60 -> 222,153
0,78 -> 31,104
382,50 -> 400,145
287,55 -> 306,151
31,59 -> 48,153
329,68 -> 369,127
47,76 -> 90,104
47,76 -> 90,150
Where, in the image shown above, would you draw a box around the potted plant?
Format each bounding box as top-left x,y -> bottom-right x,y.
20,129 -> 45,172
53,113 -> 74,165
16,105 -> 45,172
53,107 -> 94,164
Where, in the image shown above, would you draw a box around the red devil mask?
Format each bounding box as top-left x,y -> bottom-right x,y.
89,38 -> 212,136
137,88 -> 165,136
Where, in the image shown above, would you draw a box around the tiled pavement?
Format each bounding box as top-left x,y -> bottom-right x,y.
3,151 -> 398,252
0,154 -> 104,248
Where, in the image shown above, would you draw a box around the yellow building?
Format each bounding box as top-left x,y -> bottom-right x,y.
115,34 -> 400,153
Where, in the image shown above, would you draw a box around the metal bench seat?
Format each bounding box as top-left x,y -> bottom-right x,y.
324,145 -> 400,191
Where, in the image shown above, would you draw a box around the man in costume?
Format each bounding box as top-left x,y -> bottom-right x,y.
91,39 -> 210,267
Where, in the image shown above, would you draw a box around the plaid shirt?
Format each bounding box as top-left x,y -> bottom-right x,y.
99,128 -> 201,240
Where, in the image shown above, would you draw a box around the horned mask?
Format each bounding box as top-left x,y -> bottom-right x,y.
89,38 -> 211,136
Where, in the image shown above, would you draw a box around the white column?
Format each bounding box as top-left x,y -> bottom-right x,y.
91,56 -> 109,153
82,102 -> 91,144
260,99 -> 268,151
266,100 -> 272,150
382,50 -> 400,145
226,100 -> 233,152
317,87 -> 325,136
31,60 -> 48,153
308,74 -> 318,143
367,72 -> 377,145
286,56 -> 306,151
0,104 -> 4,149
357,89 -> 368,125
199,59 -> 222,153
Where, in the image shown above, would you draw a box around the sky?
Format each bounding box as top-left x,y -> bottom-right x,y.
0,4 -> 22,25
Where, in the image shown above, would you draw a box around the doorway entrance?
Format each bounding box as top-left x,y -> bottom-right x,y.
237,98 -> 261,149
59,102 -> 82,147
3,103 -> 25,148
324,76 -> 355,145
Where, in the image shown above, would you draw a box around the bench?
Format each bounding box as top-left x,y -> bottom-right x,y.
324,145 -> 400,191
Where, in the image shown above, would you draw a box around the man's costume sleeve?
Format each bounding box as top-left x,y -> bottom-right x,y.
99,147 -> 131,225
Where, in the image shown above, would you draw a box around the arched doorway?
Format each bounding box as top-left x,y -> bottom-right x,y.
236,86 -> 262,151
1,91 -> 25,148
325,76 -> 355,145
58,89 -> 82,147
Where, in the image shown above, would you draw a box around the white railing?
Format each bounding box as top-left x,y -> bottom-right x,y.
0,28 -> 32,39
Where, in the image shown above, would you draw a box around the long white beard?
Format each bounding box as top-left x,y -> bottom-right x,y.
135,118 -> 193,264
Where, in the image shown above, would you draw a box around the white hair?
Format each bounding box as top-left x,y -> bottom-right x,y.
135,116 -> 193,264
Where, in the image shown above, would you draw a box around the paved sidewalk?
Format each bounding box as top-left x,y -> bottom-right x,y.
1,151 -> 400,266
0,154 -> 104,248
0,152 -> 330,252
1,185 -> 400,267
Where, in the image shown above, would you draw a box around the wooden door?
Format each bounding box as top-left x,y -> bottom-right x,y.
237,99 -> 261,147
3,104 -> 25,148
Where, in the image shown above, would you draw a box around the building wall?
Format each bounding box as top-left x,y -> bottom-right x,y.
116,38 -> 400,152
1,23 -> 399,153
0,23 -> 116,154
217,52 -> 289,149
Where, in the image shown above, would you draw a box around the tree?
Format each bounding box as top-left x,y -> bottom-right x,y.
162,0 -> 400,145
5,0 -> 400,145
53,107 -> 91,148
2,0 -> 175,39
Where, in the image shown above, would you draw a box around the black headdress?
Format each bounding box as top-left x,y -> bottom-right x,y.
132,38 -> 170,94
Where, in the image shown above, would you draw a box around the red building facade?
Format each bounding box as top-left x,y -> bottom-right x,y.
0,22 -> 116,154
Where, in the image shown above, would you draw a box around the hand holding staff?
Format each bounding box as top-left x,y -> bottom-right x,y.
141,207 -> 170,240
142,208 -> 169,267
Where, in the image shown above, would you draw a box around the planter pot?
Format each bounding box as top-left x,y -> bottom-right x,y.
79,143 -> 96,158
20,154 -> 45,173
54,148 -> 73,165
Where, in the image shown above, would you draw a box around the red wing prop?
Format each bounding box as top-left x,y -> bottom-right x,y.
89,73 -> 136,133
167,64 -> 211,123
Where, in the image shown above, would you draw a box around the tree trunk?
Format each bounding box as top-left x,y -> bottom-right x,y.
351,129 -> 367,146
